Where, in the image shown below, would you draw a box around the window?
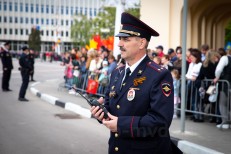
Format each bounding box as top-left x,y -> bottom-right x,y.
20,17 -> 23,23
15,17 -> 18,23
41,19 -> 44,25
4,16 -> 7,23
25,3 -> 28,12
61,31 -> 63,36
71,7 -> 73,15
51,19 -> 54,25
51,31 -> 54,36
36,4 -> 39,13
0,16 -> 1,22
0,28 -> 1,35
94,8 -> 97,16
10,29 -> 13,35
46,5 -> 49,13
31,4 -> 33,12
0,2 -> 2,11
61,20 -> 63,25
4,2 -> 7,11
9,2 -> 12,11
20,3 -> 23,12
90,8 -> 92,16
26,17 -> 28,24
66,31 -> 68,37
15,29 -> 18,35
46,30 -> 49,36
4,28 -> 7,34
80,7 -> 83,15
41,30 -> 43,36
51,5 -> 54,14
36,18 -> 39,24
46,19 -> 49,25
66,20 -> 68,26
61,6 -> 64,14
75,7 -> 78,15
85,8 -> 87,15
41,5 -> 44,13
26,29 -> 28,35
21,29 -> 23,35
15,2 -> 18,12
9,17 -> 12,23
66,7 -> 68,15
31,18 -> 34,24
71,20 -> 73,26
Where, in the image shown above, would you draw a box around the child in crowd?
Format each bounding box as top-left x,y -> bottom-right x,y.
171,69 -> 181,119
98,61 -> 109,94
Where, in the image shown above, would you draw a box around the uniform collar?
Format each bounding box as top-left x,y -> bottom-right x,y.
125,54 -> 146,74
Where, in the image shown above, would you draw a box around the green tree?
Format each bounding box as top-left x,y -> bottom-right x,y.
28,27 -> 41,52
71,15 -> 93,47
225,21 -> 231,45
92,7 -> 116,39
70,6 -> 140,47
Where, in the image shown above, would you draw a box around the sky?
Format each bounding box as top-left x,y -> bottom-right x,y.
103,0 -> 140,8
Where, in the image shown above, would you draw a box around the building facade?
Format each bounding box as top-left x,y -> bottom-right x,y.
0,0 -> 104,52
140,0 -> 231,52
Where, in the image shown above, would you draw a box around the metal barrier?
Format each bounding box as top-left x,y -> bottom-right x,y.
59,70 -> 109,97
177,79 -> 230,123
59,71 -> 231,124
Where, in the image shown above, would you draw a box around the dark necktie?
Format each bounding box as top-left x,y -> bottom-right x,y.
121,68 -> 131,90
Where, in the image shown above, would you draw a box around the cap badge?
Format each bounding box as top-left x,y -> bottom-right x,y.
161,82 -> 171,97
133,77 -> 146,86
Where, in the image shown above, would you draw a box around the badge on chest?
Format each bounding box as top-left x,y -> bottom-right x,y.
127,88 -> 140,101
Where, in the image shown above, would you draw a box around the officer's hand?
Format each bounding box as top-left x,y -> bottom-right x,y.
90,97 -> 104,121
102,113 -> 118,132
4,68 -> 7,71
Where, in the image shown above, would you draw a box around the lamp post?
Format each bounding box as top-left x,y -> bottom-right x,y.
113,0 -> 125,59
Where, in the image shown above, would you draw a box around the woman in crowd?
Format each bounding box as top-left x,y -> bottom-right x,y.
186,48 -> 203,122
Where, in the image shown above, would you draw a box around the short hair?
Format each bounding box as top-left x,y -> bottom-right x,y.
201,44 -> 209,51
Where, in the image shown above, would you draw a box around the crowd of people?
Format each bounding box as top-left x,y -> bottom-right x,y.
59,43 -> 231,130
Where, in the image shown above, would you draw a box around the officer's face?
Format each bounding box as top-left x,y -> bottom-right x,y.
118,36 -> 143,64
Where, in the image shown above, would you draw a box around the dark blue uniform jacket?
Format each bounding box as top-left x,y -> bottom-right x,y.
104,56 -> 174,154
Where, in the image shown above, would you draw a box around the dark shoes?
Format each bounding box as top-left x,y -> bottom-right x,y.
193,118 -> 204,122
18,98 -> 29,101
3,89 -> 12,92
31,79 -> 36,82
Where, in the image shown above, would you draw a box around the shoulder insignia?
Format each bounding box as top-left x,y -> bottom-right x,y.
147,61 -> 162,72
161,82 -> 171,97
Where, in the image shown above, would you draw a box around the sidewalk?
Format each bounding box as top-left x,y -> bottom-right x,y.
30,79 -> 230,154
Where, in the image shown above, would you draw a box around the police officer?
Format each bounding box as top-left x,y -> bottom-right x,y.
29,49 -> 35,81
0,41 -> 13,92
91,12 -> 180,154
18,46 -> 31,101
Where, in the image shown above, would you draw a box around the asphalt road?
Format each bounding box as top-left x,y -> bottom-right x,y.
0,59 -> 109,154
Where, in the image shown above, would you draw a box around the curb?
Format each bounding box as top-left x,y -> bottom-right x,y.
30,84 -> 92,118
30,82 -> 224,154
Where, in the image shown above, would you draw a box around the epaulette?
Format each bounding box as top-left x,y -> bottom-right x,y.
147,61 -> 165,73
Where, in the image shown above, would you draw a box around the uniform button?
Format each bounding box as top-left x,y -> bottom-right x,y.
115,133 -> 119,138
115,147 -> 119,151
116,105 -> 120,109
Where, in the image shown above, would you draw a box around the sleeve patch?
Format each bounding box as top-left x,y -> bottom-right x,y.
161,82 -> 171,97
